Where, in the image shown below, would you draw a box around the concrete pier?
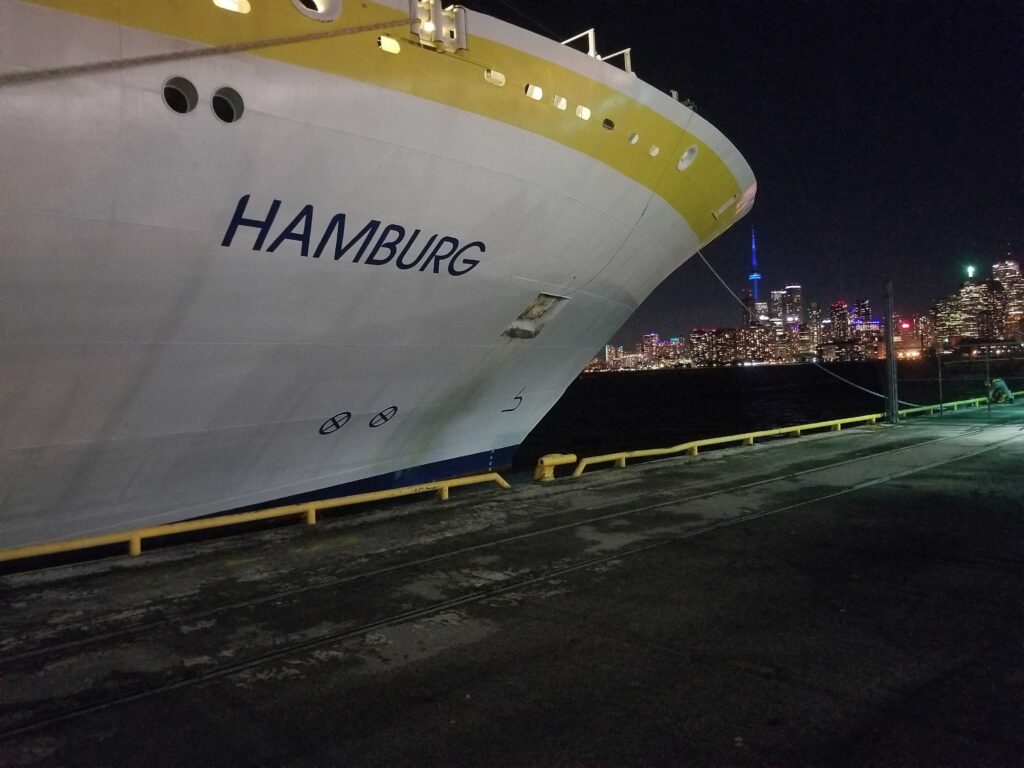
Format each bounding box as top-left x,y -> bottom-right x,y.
2,407 -> 1022,767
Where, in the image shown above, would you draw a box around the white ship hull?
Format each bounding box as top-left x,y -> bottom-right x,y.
0,0 -> 755,548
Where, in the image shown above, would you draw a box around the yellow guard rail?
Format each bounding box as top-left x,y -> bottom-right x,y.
0,472 -> 511,564
3,391 -> 1018,565
567,393 -> 1021,479
571,414 -> 882,477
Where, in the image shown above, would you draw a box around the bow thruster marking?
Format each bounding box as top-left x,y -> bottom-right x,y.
502,387 -> 526,413
369,406 -> 399,428
319,412 -> 352,435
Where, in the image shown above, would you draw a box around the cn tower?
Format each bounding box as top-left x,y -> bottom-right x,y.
748,227 -> 762,301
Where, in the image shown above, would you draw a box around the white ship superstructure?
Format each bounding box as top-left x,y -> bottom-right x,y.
0,0 -> 755,548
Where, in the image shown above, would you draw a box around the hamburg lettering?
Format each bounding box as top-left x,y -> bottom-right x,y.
221,195 -> 484,277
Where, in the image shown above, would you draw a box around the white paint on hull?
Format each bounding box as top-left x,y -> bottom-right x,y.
0,3 -> 749,547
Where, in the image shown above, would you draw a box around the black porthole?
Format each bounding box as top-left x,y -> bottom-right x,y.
212,86 -> 244,124
290,0 -> 341,21
162,76 -> 198,115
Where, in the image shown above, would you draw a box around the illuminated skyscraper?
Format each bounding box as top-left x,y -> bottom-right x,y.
957,279 -> 1005,339
931,296 -> 962,344
713,328 -> 738,365
914,314 -> 934,349
741,291 -> 770,329
992,259 -> 1023,322
603,344 -> 623,365
737,324 -> 775,362
850,298 -> 881,348
852,299 -> 871,324
777,326 -> 799,362
689,328 -> 738,366
659,337 -> 685,360
979,279 -> 1007,339
829,301 -> 851,341
689,329 -> 714,366
754,300 -> 769,323
641,332 -> 660,360
927,261 -> 1014,345
807,302 -> 823,349
958,282 -> 982,337
742,290 -> 758,327
784,285 -> 803,326
769,289 -> 786,338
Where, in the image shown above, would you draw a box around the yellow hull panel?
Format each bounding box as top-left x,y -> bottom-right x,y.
25,0 -> 750,243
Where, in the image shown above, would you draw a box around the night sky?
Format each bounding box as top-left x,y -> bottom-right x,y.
467,0 -> 1022,344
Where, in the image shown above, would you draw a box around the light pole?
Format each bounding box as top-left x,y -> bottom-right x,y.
884,281 -> 899,424
986,341 -> 991,418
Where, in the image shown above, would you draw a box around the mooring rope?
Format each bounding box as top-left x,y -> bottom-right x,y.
695,248 -> 921,407
0,17 -> 413,87
695,249 -> 756,323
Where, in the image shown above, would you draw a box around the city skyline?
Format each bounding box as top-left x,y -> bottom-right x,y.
607,241 -> 1019,348
609,238 -> 1019,348
592,257 -> 1024,371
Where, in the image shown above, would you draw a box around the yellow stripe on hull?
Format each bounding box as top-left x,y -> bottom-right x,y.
25,0 -> 748,243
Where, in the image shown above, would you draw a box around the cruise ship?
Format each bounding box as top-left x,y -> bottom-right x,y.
0,0 -> 755,548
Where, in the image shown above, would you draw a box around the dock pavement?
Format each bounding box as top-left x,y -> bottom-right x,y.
2,405 -> 1022,767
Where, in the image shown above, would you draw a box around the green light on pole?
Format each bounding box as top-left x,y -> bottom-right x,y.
966,265 -> 976,279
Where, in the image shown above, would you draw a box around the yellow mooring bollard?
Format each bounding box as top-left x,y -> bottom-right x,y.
534,454 -> 578,482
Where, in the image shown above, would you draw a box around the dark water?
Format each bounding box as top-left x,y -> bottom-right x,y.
514,359 -> 1024,466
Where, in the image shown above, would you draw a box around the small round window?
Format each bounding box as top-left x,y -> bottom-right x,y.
162,76 -> 198,115
291,0 -> 341,21
212,87 -> 244,123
